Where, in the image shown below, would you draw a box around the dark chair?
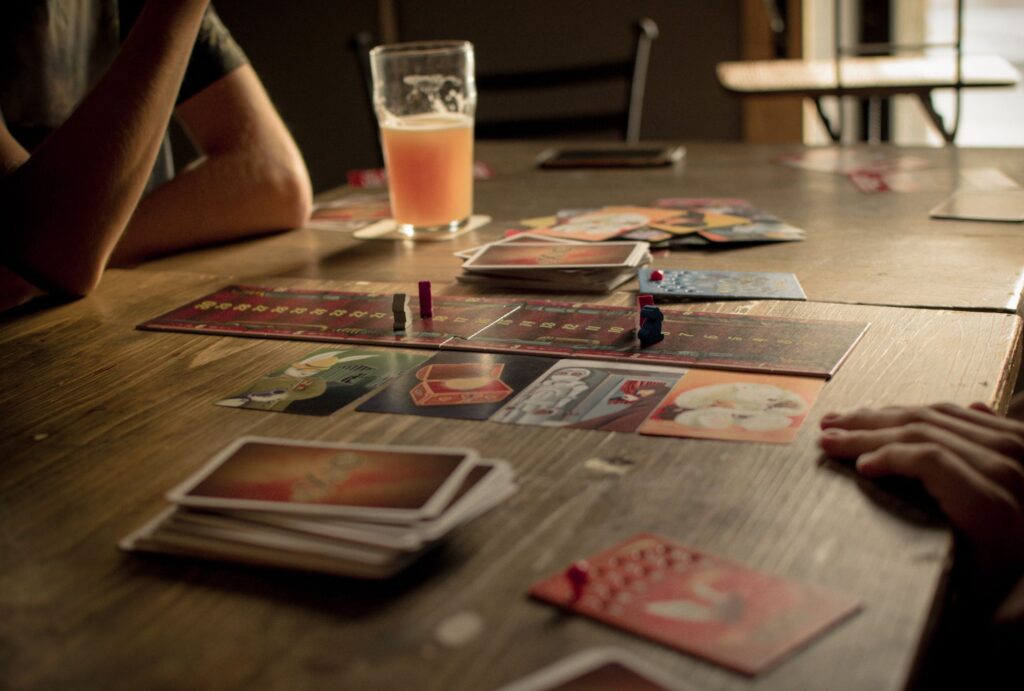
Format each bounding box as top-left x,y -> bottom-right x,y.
350,18 -> 659,147
474,17 -> 659,143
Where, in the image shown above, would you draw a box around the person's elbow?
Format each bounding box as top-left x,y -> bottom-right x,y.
6,250 -> 104,300
265,157 -> 312,229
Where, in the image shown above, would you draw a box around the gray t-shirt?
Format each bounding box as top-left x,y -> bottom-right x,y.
0,0 -> 248,189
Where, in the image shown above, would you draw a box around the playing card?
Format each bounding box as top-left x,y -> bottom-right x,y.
530,207 -> 680,241
649,211 -> 751,236
495,647 -> 694,691
306,195 -> 392,230
637,369 -> 825,443
492,359 -> 685,433
463,243 -> 647,270
530,534 -> 860,676
167,437 -> 479,522
699,223 -> 805,243
929,189 -> 1024,222
651,199 -> 804,244
453,232 -> 583,260
119,506 -> 416,579
239,459 -> 516,548
216,347 -> 430,416
356,351 -> 553,421
638,269 -> 806,301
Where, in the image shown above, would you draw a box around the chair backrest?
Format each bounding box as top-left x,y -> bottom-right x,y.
350,18 -> 658,147
474,18 -> 658,143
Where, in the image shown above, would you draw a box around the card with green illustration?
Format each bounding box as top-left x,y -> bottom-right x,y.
217,346 -> 431,416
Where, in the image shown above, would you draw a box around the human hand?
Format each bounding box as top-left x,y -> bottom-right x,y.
818,402 -> 1024,581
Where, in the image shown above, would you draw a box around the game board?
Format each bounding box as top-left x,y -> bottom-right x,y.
138,285 -> 868,378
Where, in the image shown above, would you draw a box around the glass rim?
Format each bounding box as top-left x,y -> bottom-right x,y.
370,40 -> 473,59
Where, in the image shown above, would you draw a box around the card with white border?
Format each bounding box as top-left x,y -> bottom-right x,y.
166,436 -> 479,523
494,647 -> 696,691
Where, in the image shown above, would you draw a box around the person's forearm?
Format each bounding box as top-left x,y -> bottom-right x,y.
110,141 -> 310,263
109,65 -> 312,264
2,0 -> 211,295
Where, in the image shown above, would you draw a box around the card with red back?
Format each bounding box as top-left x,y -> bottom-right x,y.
530,534 -> 860,676
495,647 -> 695,691
462,242 -> 646,270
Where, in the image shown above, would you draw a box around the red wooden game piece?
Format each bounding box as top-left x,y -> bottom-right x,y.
637,294 -> 655,331
649,269 -> 665,281
418,281 -> 433,318
566,560 -> 591,602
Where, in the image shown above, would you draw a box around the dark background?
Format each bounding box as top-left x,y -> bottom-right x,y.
203,0 -> 743,192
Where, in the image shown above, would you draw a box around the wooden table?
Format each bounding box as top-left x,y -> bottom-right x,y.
146,142 -> 1024,314
2,143 -> 1022,691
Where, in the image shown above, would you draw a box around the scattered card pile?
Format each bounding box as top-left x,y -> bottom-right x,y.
530,533 -> 860,676
120,437 -> 515,578
651,198 -> 806,246
359,352 -> 828,444
456,234 -> 651,293
497,201 -> 806,251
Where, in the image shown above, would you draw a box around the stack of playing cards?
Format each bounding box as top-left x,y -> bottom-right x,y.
120,437 -> 515,578
456,234 -> 651,293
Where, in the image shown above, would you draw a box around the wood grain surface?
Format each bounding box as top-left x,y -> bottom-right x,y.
1,268 -> 1020,691
141,142 -> 1024,314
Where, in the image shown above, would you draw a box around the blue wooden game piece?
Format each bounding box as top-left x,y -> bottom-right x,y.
637,306 -> 664,347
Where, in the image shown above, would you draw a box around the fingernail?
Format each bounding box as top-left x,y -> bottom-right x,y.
821,428 -> 845,438
821,412 -> 840,421
855,455 -> 875,473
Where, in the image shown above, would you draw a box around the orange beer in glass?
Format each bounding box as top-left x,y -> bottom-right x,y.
370,41 -> 476,235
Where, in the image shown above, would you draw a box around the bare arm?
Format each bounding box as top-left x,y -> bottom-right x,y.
0,0 -> 214,298
109,64 -> 312,264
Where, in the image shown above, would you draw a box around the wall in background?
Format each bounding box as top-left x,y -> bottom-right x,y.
209,0 -> 743,192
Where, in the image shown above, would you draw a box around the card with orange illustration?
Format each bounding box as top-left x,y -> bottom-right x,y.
530,206 -> 680,241
357,351 -> 552,421
637,369 -> 825,444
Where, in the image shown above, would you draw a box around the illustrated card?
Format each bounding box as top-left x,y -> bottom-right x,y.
651,199 -> 805,243
463,242 -> 646,270
495,648 -> 693,691
520,208 -> 597,229
492,359 -> 684,432
638,369 -> 825,443
357,351 -> 553,421
649,210 -> 751,235
698,222 -> 805,243
847,167 -> 1020,194
306,195 -> 391,230
620,228 -> 674,243
530,534 -> 860,676
530,207 -> 680,241
167,436 -> 478,522
637,269 -> 806,301
216,347 -> 430,416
